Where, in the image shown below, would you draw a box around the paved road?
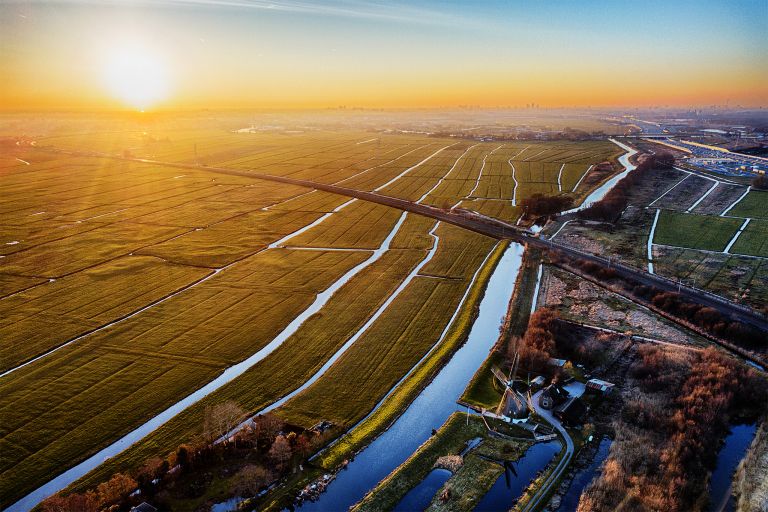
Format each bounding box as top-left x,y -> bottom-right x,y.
40,146 -> 768,336
521,390 -> 574,512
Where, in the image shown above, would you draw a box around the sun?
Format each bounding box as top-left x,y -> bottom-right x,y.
103,45 -> 170,111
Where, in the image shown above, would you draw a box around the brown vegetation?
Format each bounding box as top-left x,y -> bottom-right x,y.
752,174 -> 768,190
40,402 -> 331,511
563,257 -> 765,353
578,153 -> 670,222
521,194 -> 574,217
578,346 -> 767,512
510,308 -> 564,373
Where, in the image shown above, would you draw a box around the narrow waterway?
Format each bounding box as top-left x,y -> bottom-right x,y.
557,437 -> 612,511
9,213 -> 412,512
561,139 -> 637,215
708,423 -> 757,512
474,441 -> 561,512
393,468 -> 452,512
296,243 -> 525,511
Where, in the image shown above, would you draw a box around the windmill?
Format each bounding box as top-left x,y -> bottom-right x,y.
492,353 -> 529,419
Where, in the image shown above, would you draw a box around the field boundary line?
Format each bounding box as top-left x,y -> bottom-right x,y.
721,186 -> 751,217
571,164 -> 593,192
687,181 -> 718,212
723,218 -> 751,254
648,172 -> 691,207
647,208 -> 661,274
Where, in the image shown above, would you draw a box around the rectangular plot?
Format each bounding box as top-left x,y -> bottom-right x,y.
278,276 -> 468,427
654,210 -> 742,252
137,209 -> 321,267
1,222 -> 187,277
287,201 -> 402,249
421,224 -> 496,280
0,256 -> 210,371
728,190 -> 768,219
731,220 -> 768,257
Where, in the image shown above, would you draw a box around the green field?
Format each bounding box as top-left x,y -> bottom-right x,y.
727,190 -> 768,219
731,220 -> 768,257
653,210 -> 743,252
0,120 -> 627,507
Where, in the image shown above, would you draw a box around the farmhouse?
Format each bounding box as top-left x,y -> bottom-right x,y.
538,384 -> 569,410
554,397 -> 588,426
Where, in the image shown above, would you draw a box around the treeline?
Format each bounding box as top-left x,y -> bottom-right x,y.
578,151 -> 674,222
578,346 -> 767,511
42,404 -> 327,512
563,257 -> 765,351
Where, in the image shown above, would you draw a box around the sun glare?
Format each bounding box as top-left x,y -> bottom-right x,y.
104,45 -> 169,111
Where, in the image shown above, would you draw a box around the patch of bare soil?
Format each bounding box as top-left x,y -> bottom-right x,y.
691,183 -> 748,216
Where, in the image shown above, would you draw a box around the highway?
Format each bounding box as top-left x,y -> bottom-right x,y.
40,146 -> 768,336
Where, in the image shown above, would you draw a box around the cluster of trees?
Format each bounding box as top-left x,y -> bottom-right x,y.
42,402 -> 323,511
752,174 -> 768,190
567,258 -> 764,350
511,308 -> 564,373
40,473 -> 139,512
579,346 -> 766,512
520,194 -> 574,217
578,152 -> 674,222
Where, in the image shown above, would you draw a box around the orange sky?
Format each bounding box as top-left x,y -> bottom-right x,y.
2,1 -> 767,110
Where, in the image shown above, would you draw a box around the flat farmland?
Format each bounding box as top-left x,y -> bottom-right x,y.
0,255 -> 211,372
651,246 -> 768,310
0,124 -> 631,508
727,189 -> 768,219
71,244 -> 432,490
731,220 -> 768,257
653,210 -> 742,252
286,200 -> 402,249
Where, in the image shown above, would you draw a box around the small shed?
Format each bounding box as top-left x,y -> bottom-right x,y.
585,378 -> 615,395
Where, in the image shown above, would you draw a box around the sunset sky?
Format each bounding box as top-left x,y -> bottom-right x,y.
2,0 -> 767,110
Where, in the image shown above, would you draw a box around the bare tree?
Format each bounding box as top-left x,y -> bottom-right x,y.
256,413 -> 285,444
268,435 -> 292,470
96,473 -> 137,508
203,400 -> 246,443
230,465 -> 270,497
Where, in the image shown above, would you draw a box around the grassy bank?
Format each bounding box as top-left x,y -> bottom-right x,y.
460,247 -> 542,409
311,241 -> 508,470
354,413 -> 530,512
